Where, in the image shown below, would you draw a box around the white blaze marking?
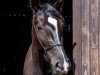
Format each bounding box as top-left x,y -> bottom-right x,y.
48,17 -> 57,27
48,17 -> 69,72
61,50 -> 69,72
48,17 -> 60,44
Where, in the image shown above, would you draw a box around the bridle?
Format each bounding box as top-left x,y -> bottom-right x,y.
35,31 -> 63,71
34,28 -> 63,54
32,14 -> 64,54
33,24 -> 63,64
45,44 -> 63,52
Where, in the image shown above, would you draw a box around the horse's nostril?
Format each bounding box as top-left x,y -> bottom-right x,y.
55,62 -> 62,68
55,62 -> 64,71
55,62 -> 59,67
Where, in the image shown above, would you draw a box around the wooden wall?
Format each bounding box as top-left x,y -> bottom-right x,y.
73,0 -> 100,75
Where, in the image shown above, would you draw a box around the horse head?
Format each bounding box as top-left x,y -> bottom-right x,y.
31,3 -> 71,74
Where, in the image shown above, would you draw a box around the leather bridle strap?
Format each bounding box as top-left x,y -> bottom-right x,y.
45,44 -> 63,52
43,44 -> 63,64
33,26 -> 63,54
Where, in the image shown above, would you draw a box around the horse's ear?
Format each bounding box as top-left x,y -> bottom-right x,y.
53,0 -> 64,12
29,0 -> 40,13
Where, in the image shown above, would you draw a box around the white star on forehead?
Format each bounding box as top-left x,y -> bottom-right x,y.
48,17 -> 57,26
47,16 -> 60,44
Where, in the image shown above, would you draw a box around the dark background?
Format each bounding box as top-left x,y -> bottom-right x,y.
0,0 -> 72,75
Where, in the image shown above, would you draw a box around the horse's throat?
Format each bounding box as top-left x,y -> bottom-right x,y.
32,32 -> 52,75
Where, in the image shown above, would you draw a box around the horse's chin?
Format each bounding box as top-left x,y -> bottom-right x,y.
53,71 -> 69,75
52,67 -> 69,75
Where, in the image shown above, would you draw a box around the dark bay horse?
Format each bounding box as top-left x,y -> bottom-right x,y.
23,1 -> 70,75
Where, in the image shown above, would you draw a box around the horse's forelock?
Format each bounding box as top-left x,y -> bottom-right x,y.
35,3 -> 62,19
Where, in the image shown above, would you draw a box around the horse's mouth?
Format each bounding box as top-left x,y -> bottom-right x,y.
51,65 -> 69,74
53,70 -> 69,75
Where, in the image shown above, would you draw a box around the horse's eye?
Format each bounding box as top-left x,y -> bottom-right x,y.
37,26 -> 44,30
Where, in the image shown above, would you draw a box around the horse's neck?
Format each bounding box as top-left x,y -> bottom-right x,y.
32,36 -> 53,75
32,36 -> 43,75
32,30 -> 60,75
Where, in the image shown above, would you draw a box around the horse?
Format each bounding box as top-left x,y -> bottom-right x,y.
23,0 -> 71,75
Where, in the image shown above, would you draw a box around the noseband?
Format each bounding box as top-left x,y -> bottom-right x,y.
45,44 -> 63,52
34,28 -> 63,54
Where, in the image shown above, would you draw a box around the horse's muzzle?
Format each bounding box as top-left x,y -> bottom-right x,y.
53,59 -> 71,74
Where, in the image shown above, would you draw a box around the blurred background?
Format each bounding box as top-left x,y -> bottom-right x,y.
0,0 -> 72,75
